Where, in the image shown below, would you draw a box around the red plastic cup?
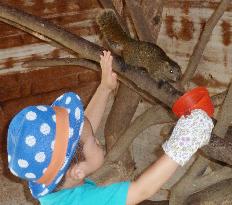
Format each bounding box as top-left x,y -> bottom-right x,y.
172,87 -> 214,118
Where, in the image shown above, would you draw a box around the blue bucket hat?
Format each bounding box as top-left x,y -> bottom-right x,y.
7,92 -> 84,198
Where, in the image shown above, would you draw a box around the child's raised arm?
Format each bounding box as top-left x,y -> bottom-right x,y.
126,109 -> 214,205
85,50 -> 117,134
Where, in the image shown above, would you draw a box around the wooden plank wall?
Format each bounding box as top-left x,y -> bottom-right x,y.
0,0 -> 102,150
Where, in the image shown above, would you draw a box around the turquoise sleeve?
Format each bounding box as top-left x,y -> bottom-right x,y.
80,180 -> 131,205
39,179 -> 131,205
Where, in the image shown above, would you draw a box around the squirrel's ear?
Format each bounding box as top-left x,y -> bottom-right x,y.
165,61 -> 169,66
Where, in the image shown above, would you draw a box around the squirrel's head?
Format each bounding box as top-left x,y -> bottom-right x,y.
161,59 -> 182,82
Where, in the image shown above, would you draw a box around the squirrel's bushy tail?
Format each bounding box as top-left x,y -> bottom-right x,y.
96,9 -> 130,45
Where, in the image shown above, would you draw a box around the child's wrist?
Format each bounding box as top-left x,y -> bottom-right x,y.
98,83 -> 112,94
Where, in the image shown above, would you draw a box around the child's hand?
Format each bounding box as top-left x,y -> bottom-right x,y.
162,109 -> 214,166
100,50 -> 118,92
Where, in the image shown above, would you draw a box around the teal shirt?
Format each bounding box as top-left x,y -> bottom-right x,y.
39,179 -> 130,205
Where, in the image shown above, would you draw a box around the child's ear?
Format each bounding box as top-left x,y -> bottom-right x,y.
71,164 -> 85,180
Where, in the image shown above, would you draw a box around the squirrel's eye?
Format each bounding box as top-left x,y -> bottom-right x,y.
170,69 -> 173,73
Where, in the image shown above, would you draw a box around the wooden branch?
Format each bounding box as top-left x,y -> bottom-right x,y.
0,3 -> 182,106
211,91 -> 227,107
92,105 -> 174,180
124,0 -> 154,42
24,58 -> 99,71
202,133 -> 232,165
2,3 -> 232,167
25,58 -> 229,109
105,105 -> 174,162
0,17 -> 62,49
104,83 -> 140,152
180,0 -> 231,86
141,0 -> 164,42
24,58 -> 158,104
213,82 -> 232,138
169,156 -> 210,205
193,166 -> 232,193
187,178 -> 232,204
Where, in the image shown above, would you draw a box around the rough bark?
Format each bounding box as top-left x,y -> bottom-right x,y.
141,0 -> 164,42
213,82 -> 232,138
104,83 -> 140,152
211,91 -> 227,107
124,0 -> 154,42
187,179 -> 232,205
169,156 -> 210,205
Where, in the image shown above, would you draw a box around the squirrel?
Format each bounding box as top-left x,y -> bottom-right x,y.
96,9 -> 182,82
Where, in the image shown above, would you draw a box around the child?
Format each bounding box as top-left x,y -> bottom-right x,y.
7,51 -> 214,205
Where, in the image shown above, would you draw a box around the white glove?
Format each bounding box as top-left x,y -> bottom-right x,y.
162,109 -> 214,166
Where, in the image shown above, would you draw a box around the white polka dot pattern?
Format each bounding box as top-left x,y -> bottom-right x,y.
8,155 -> 11,163
76,94 -> 80,100
79,122 -> 84,136
25,135 -> 36,147
69,127 -> 74,138
25,173 -> 36,179
10,168 -> 18,176
39,188 -> 49,196
40,123 -> 50,135
61,157 -> 68,170
66,108 -> 71,114
18,159 -> 29,168
51,140 -> 55,150
7,92 -> 85,198
75,107 -> 80,120
37,106 -> 47,112
55,174 -> 64,184
35,152 -> 46,163
43,168 -> 47,174
26,111 -> 37,121
65,97 -> 71,104
56,94 -> 64,101
52,115 -> 56,122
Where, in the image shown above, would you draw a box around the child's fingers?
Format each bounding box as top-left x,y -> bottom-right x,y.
108,56 -> 113,71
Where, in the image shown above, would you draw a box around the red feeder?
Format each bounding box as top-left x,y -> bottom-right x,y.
172,87 -> 214,118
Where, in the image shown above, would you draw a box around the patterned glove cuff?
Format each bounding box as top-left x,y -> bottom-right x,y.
162,141 -> 197,166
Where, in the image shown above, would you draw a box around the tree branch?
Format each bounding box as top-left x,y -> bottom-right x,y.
124,0 -> 154,43
180,0 -> 231,87
0,2 -> 182,106
169,156 -> 210,205
0,17 -> 63,49
92,105 -> 174,180
24,58 -> 158,105
141,0 -> 164,42
1,3 -> 232,167
213,82 -> 232,138
105,105 -> 174,162
193,166 -> 232,193
211,91 -> 227,107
